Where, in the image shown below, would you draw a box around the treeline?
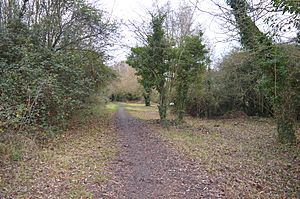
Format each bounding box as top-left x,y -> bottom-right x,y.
109,62 -> 143,102
0,0 -> 117,136
126,0 -> 300,143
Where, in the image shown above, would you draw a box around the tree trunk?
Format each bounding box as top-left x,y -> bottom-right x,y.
277,118 -> 296,144
158,86 -> 167,124
0,1 -> 2,28
144,94 -> 151,106
144,89 -> 151,106
176,82 -> 188,122
275,102 -> 296,144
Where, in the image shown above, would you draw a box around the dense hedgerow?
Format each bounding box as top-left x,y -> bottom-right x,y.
0,0 -> 117,135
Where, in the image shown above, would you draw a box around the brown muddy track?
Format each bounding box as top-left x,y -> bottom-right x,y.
97,107 -> 224,198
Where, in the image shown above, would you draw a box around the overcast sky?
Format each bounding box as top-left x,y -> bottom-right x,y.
95,0 -> 297,65
93,0 -> 240,65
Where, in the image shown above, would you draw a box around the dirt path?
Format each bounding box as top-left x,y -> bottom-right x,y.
97,107 -> 224,198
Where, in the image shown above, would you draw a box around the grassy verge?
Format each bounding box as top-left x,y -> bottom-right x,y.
0,102 -> 118,198
122,102 -> 300,198
122,102 -> 176,121
106,103 -> 119,113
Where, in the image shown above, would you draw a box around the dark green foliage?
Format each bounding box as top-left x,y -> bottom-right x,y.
143,87 -> 151,106
0,24 -> 115,133
174,32 -> 209,121
127,12 -> 171,122
127,47 -> 154,106
147,13 -> 171,122
0,1 -> 117,135
111,92 -> 141,102
258,45 -> 300,143
277,118 -> 296,144
185,69 -> 215,118
272,0 -> 300,15
217,51 -> 272,117
227,0 -> 272,50
227,0 -> 299,143
185,51 -> 273,119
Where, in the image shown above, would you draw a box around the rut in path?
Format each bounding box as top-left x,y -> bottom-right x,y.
98,107 -> 224,198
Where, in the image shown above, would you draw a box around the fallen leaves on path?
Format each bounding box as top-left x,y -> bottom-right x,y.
123,102 -> 300,198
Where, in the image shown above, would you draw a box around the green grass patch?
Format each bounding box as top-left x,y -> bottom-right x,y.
122,103 -> 157,111
121,102 -> 170,121
106,102 -> 119,113
81,102 -> 118,118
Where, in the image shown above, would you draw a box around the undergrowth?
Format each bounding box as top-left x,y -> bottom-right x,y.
0,102 -> 119,198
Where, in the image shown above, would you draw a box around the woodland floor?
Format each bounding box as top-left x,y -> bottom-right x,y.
97,107 -> 224,198
1,102 -> 299,198
123,103 -> 300,198
0,103 -> 118,198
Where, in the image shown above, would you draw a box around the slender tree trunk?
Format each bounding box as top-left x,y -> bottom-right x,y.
144,95 -> 151,106
0,0 -> 3,28
176,82 -> 188,122
275,90 -> 296,144
158,85 -> 167,124
206,67 -> 211,118
144,88 -> 151,106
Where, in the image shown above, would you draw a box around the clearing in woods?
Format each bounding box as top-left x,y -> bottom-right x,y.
98,106 -> 224,198
101,103 -> 299,198
1,103 -> 299,198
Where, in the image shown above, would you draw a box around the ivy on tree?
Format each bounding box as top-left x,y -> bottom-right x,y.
127,12 -> 171,122
174,32 -> 209,122
227,0 -> 300,143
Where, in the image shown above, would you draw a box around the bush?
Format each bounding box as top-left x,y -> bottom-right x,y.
185,51 -> 273,118
111,92 -> 142,102
0,21 -> 115,135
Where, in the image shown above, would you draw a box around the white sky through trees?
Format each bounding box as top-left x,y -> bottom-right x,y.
93,0 -> 235,65
95,0 -> 296,65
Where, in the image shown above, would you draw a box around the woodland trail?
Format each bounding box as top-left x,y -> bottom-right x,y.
97,107 -> 224,198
